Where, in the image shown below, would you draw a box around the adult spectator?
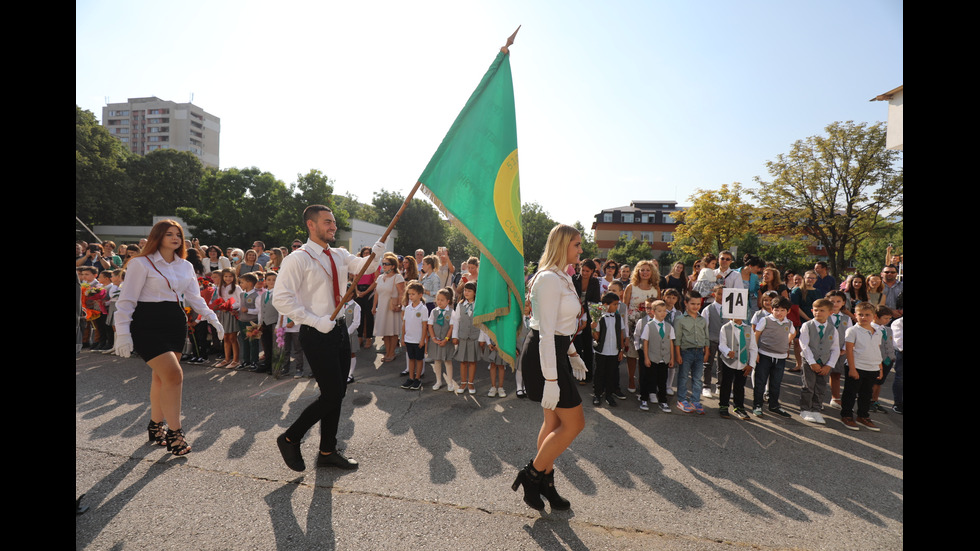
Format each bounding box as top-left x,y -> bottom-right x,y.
252,241 -> 271,267
402,255 -> 419,283
77,243 -> 103,268
844,273 -> 869,314
758,267 -> 790,306
717,251 -> 743,289
812,261 -> 837,296
455,257 -> 480,300
414,249 -> 425,272
236,249 -> 262,277
599,260 -> 619,296
661,261 -> 687,296
885,245 -> 903,281
203,245 -> 231,275
880,265 -> 903,314
617,264 -> 631,286
122,244 -> 141,267
266,248 -> 284,272
419,255 -> 441,310
99,241 -> 122,269
354,246 -> 379,349
290,240 -> 303,254
435,247 -> 455,289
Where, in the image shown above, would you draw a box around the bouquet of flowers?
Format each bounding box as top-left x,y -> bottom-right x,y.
272,326 -> 288,378
588,302 -> 605,326
244,321 -> 262,340
80,283 -> 107,320
210,297 -> 236,312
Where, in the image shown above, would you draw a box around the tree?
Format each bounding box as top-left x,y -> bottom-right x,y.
731,232 -> 813,275
752,121 -> 903,277
573,221 -> 600,260
521,201 -> 557,264
443,222 -> 481,268
370,189 -> 446,255
176,167 -> 294,246
851,217 -> 903,277
607,235 -> 654,269
671,182 -> 757,257
125,149 -> 205,221
76,106 -> 134,226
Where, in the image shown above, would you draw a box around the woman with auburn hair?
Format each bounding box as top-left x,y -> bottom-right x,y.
113,220 -> 225,456
513,224 -> 587,512
622,260 -> 660,393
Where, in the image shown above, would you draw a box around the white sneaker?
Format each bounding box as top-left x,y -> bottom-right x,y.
497,388 -> 506,398
811,411 -> 826,424
829,399 -> 842,409
702,388 -> 713,398
488,387 -> 497,397
650,394 -> 658,404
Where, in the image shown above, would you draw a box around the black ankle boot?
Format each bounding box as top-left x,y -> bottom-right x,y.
511,461 -> 545,510
541,469 -> 570,510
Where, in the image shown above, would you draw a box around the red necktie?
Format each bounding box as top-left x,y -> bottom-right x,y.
324,249 -> 342,306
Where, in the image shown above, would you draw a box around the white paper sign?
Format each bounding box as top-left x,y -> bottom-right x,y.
722,288 -> 748,320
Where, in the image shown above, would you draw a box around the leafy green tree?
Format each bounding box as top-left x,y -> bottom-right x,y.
671,182 -> 757,257
370,189 -> 446,255
573,221 -> 600,261
177,167 -> 293,246
752,121 -> 903,278
731,232 -> 813,274
443,222 -> 481,268
521,201 -> 557,264
76,106 -> 134,226
851,218 -> 903,276
125,149 -> 204,221
607,235 -> 654,269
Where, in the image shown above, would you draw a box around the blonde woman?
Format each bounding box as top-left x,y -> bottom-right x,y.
513,224 -> 587,512
622,260 -> 661,393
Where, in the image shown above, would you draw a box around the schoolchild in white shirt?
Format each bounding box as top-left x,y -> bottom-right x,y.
427,289 -> 456,391
400,282 -> 428,390
797,298 -> 839,424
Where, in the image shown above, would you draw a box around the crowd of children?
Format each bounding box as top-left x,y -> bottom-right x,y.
78,240 -> 904,433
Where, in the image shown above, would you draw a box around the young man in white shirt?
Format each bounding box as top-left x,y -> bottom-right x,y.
273,205 -> 385,471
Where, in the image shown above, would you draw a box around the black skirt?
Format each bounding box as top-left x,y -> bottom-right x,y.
522,331 -> 583,409
131,301 -> 187,361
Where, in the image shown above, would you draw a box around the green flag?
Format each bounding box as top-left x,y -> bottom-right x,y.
418,49 -> 524,369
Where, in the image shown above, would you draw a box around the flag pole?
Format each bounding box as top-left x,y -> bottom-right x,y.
329,180 -> 423,320
501,25 -> 520,53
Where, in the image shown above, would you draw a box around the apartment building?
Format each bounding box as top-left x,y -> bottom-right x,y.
591,200 -> 683,256
102,97 -> 220,168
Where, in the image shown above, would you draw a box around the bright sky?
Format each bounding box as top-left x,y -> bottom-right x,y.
76,0 -> 903,232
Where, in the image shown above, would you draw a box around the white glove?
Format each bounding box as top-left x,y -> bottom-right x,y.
114,333 -> 134,358
372,241 -> 387,259
569,355 -> 588,381
541,380 -> 560,410
208,318 -> 225,340
313,316 -> 336,335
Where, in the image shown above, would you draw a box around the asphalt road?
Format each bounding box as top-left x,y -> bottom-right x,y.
76,345 -> 903,550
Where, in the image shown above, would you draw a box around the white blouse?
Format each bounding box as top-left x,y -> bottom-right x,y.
114,252 -> 217,335
528,269 -> 580,377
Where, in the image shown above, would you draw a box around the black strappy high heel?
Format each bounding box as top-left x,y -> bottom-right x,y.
147,420 -> 167,446
165,428 -> 192,456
